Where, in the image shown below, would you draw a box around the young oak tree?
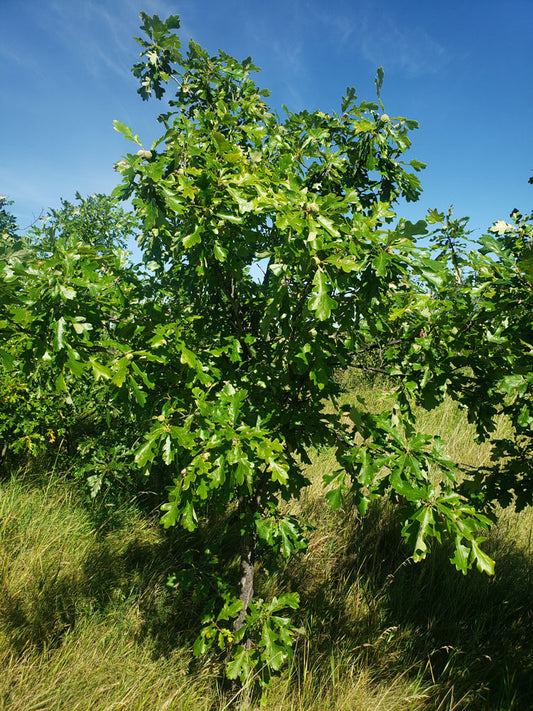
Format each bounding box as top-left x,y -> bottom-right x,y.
415,205 -> 533,514
0,196 -> 19,247
1,12 -> 496,684
0,194 -> 140,478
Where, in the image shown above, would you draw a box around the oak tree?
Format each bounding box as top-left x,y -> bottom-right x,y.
1,13 -> 505,684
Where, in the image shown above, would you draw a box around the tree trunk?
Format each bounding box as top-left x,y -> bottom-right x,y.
233,495 -> 258,636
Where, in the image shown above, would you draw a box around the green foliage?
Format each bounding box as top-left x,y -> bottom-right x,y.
0,196 -> 18,248
3,10 -> 531,691
132,12 -> 182,101
26,191 -> 138,252
396,206 -> 533,514
426,205 -> 471,285
0,194 -> 140,496
193,592 -> 301,685
461,210 -> 533,511
0,375 -> 67,457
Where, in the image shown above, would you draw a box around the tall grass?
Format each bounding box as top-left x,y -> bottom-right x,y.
0,472 -> 218,710
0,383 -> 531,710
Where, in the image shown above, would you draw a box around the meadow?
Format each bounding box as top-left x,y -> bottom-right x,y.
0,378 -> 531,710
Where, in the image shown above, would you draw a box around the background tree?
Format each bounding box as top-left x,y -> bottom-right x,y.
0,196 -> 19,250
26,191 -> 137,253
427,206 -> 533,512
387,201 -> 533,510
0,194 -> 141,493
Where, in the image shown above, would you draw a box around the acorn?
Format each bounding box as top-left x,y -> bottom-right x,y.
137,149 -> 153,159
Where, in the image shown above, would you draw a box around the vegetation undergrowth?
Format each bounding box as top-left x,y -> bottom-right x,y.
1,380 -> 531,710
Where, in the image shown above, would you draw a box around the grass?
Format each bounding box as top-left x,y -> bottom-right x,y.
0,384 -> 532,710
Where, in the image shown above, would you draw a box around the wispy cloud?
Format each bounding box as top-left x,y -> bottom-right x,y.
306,4 -> 357,47
0,43 -> 46,77
239,2 -> 308,108
358,15 -> 448,77
39,0 -> 202,85
269,40 -> 306,109
44,0 -> 140,82
307,1 -> 449,78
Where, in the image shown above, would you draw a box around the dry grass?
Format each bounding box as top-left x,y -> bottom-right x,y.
0,619 -> 215,711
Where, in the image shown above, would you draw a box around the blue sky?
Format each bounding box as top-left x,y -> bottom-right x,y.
2,0 -> 532,243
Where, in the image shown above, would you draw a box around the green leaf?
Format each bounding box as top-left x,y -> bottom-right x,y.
413,506 -> 434,561
53,317 -> 67,351
489,220 -> 515,235
316,214 -> 340,237
193,632 -> 209,657
59,284 -> 76,300
375,66 -> 384,98
131,361 -> 155,389
269,458 -> 288,484
227,187 -> 255,213
471,539 -> 495,575
55,372 -> 67,393
182,226 -> 202,247
71,320 -> 92,335
181,499 -> 197,530
261,624 -> 285,670
162,435 -> 174,464
212,131 -> 234,153
0,349 -> 15,369
402,219 -> 428,238
90,359 -> 113,380
499,374 -> 526,395
256,517 -> 276,545
213,241 -> 228,262
160,501 -> 179,528
418,258 -> 446,289
134,438 -> 155,467
215,211 -> 243,225
325,486 -> 344,510
426,208 -> 445,224
113,120 -> 142,145
226,647 -> 250,681
11,307 -> 28,325
180,346 -> 197,368
66,349 -> 85,377
129,376 -> 147,406
278,518 -> 303,558
341,86 -> 356,114
217,598 -> 243,622
164,193 -> 184,213
451,536 -> 470,574
112,357 -> 130,387
276,592 -> 300,610
308,270 -> 338,321
374,250 -> 389,276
